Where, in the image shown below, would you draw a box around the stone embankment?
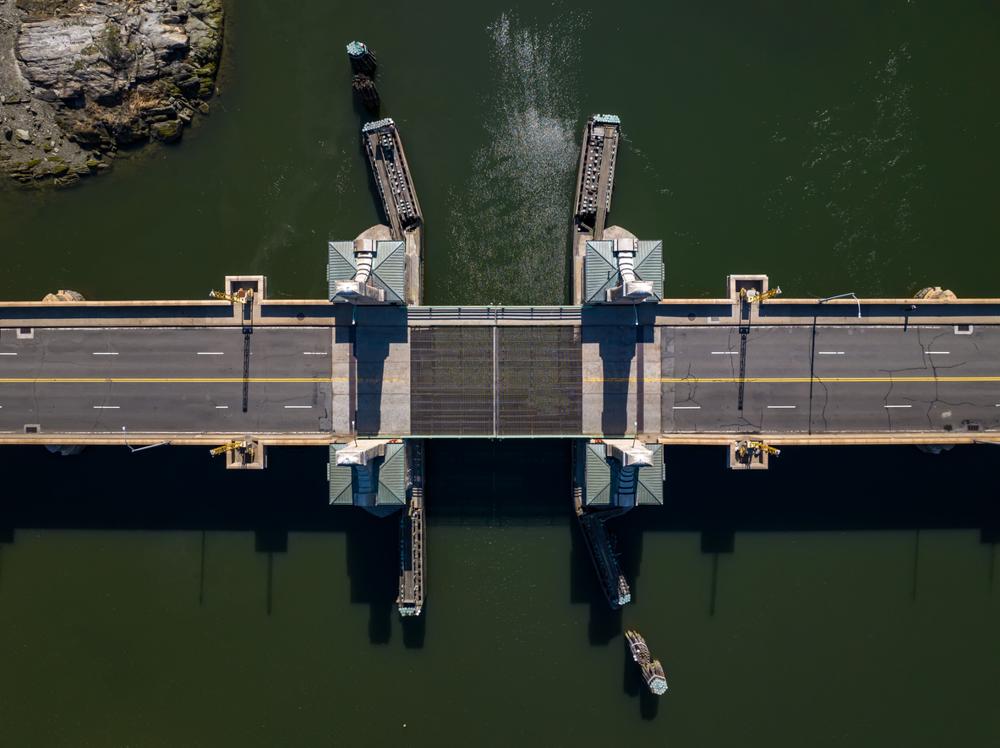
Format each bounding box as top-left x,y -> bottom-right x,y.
0,0 -> 222,185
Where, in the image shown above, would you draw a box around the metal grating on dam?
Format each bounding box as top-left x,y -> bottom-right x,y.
497,327 -> 582,435
410,327 -> 493,435
409,325 -> 583,436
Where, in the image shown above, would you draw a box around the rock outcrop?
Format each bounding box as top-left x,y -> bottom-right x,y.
914,286 -> 958,300
42,288 -> 84,301
0,0 -> 223,185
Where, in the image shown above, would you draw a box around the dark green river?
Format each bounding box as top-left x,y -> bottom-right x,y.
1,1 -> 999,745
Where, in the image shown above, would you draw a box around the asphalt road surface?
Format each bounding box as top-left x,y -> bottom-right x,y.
1,322 -> 996,437
0,327 -> 333,434
662,324 -> 1000,434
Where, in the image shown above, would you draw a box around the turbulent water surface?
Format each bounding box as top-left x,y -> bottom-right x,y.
1,1 -> 999,746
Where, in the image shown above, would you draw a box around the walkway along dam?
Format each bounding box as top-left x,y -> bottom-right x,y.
2,115 -> 998,615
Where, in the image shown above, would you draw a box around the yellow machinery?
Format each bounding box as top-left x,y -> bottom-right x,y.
210,440 -> 254,460
210,288 -> 254,304
739,286 -> 782,303
735,440 -> 781,462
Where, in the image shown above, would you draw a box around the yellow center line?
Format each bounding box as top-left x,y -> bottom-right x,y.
0,375 -> 995,385
0,377 -> 339,384
586,376 -> 1000,384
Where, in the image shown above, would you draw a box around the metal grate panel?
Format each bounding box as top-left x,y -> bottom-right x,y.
497,327 -> 582,435
410,327 -> 493,435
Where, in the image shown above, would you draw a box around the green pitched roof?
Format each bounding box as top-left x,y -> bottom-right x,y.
583,442 -> 663,507
584,239 -> 664,304
328,443 -> 406,506
327,240 -> 406,303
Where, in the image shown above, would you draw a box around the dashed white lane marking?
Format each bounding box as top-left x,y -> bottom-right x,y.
284,405 -> 313,409
884,404 -> 913,409
0,352 -> 18,356
197,352 -> 225,355
302,352 -> 328,356
92,352 -> 118,356
93,405 -> 120,409
710,351 -> 739,355
925,351 -> 950,355
672,405 -> 701,410
766,405 -> 797,409
817,351 -> 845,355
215,405 -> 229,409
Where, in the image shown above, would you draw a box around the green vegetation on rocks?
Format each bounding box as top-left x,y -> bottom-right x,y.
1,0 -> 225,185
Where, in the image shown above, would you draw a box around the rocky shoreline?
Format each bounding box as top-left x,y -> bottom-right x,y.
0,0 -> 223,186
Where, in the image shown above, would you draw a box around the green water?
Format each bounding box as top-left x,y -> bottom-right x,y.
2,1 -> 1000,745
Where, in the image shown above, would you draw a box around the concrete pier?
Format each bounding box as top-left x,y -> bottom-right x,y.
397,440 -> 425,616
572,115 -> 623,304
361,118 -> 423,304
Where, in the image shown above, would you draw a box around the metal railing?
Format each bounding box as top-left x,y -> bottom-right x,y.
406,305 -> 583,322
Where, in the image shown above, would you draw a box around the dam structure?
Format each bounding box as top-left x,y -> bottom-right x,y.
1,115 -> 999,614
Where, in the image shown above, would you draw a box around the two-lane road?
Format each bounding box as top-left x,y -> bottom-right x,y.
663,324 -> 1000,435
0,327 -> 335,434
2,321 -> 997,439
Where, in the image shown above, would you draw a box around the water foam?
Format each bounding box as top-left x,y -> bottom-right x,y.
446,11 -> 588,305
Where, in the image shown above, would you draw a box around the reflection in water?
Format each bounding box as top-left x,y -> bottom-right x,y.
446,12 -> 587,305
0,442 -> 998,742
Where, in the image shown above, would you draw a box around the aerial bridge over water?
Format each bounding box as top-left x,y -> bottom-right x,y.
2,115 -> 998,614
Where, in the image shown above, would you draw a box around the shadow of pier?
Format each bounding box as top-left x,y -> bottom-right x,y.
1,441 -> 997,652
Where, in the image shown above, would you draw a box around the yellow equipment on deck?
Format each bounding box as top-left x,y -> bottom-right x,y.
210,288 -> 254,304
210,440 -> 254,459
739,286 -> 782,303
735,440 -> 781,461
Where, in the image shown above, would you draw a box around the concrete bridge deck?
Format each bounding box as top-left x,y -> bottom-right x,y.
0,299 -> 997,445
